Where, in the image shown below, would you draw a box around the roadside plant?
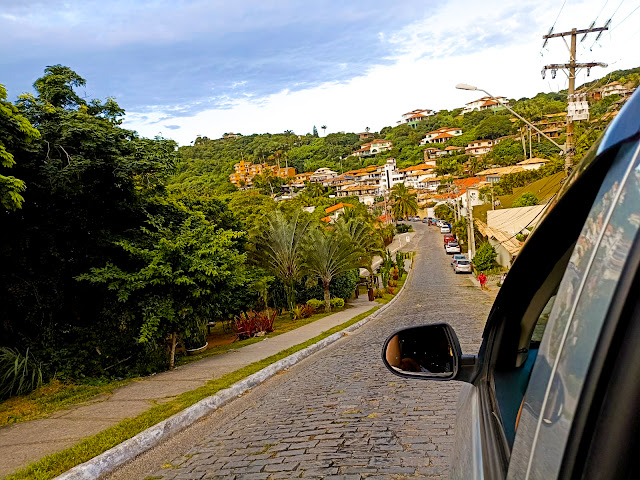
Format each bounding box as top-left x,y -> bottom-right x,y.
473,242 -> 498,272
303,218 -> 363,312
255,211 -> 310,312
306,299 -> 325,309
329,298 -> 345,309
395,252 -> 405,276
373,288 -> 385,299
0,347 -> 43,399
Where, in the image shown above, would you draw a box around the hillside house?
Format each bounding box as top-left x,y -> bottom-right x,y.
465,139 -> 494,156
601,81 -> 630,98
462,96 -> 509,114
517,157 -> 549,171
358,131 -> 374,141
419,127 -> 464,145
352,139 -> 393,157
476,165 -> 524,183
310,167 -> 338,183
401,109 -> 435,128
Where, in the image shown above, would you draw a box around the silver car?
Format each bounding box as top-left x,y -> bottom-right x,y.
383,90 -> 640,479
453,259 -> 471,273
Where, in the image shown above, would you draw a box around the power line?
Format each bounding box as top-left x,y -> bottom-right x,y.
613,4 -> 640,29
610,0 -> 627,19
552,0 -> 569,30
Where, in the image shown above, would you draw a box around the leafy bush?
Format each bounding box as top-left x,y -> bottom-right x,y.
233,312 -> 258,340
395,252 -> 405,276
329,298 -> 345,309
255,309 -> 277,333
0,348 -> 43,399
385,286 -> 395,295
515,234 -> 526,242
388,279 -> 398,287
291,304 -> 315,320
306,299 -> 325,309
512,192 -> 539,207
396,223 -> 411,233
472,242 -> 498,272
373,289 -> 385,299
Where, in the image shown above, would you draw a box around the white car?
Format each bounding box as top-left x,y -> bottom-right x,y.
445,241 -> 461,254
451,254 -> 467,267
440,225 -> 451,234
453,259 -> 472,273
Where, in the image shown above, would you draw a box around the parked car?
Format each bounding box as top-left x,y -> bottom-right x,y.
440,225 -> 451,234
422,217 -> 429,223
451,254 -> 467,267
445,241 -> 461,254
382,90 -> 640,479
443,234 -> 456,245
453,259 -> 472,273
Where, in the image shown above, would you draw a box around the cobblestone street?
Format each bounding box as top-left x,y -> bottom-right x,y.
124,223 -> 494,480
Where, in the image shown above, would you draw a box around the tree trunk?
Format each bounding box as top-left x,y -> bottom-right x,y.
323,281 -> 331,313
169,332 -> 177,370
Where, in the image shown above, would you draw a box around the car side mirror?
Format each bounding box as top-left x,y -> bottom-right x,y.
382,323 -> 477,382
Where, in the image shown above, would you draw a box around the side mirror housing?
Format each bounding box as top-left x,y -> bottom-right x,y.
382,323 -> 477,382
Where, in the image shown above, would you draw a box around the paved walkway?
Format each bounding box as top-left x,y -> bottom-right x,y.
109,223 -> 494,479
0,294 -> 382,477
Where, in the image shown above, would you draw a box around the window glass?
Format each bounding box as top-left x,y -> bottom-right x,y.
508,141 -> 640,479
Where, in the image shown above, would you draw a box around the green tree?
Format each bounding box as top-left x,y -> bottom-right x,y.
472,242 -> 498,272
475,115 -> 514,140
78,210 -> 249,369
0,84 -> 40,210
512,192 -> 539,207
313,125 -> 319,138
390,183 -> 418,220
255,211 -> 310,311
303,220 -> 363,312
321,125 -> 327,136
303,181 -> 325,198
1,66 -> 180,380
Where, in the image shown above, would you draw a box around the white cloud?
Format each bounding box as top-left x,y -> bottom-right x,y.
123,0 -> 640,145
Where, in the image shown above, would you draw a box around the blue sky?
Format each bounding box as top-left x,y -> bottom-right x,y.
2,0 -> 639,144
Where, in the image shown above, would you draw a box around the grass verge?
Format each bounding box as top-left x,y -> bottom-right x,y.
0,309 -> 340,426
5,306 -> 380,480
0,379 -> 130,427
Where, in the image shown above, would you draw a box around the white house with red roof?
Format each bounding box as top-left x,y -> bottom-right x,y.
401,108 -> 435,128
420,127 -> 463,145
462,96 -> 509,114
465,139 -> 494,156
352,139 -> 393,157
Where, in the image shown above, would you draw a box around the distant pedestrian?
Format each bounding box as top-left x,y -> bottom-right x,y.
478,272 -> 487,290
501,273 -> 507,285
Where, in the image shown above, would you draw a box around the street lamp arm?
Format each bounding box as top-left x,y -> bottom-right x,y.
477,88 -> 566,155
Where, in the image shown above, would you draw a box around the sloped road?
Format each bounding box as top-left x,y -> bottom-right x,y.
114,223 -> 493,480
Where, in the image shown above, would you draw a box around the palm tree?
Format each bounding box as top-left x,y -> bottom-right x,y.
304,181 -> 325,198
390,184 -> 418,220
321,125 -> 327,136
257,211 -> 310,311
338,217 -> 384,286
303,221 -> 363,312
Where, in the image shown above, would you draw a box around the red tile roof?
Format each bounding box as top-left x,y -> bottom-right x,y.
325,202 -> 354,214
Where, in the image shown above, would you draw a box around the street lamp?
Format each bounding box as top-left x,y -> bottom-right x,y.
455,83 -> 566,155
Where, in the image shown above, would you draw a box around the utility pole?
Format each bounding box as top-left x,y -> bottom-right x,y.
466,189 -> 476,259
490,183 -> 495,211
542,24 -> 608,173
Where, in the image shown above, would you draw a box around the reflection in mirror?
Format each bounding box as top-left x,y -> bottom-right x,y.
385,325 -> 455,378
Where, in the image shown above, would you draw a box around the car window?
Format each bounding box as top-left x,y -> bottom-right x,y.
508,139 -> 640,479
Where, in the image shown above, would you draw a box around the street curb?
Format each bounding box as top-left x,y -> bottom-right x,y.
55,256 -> 415,480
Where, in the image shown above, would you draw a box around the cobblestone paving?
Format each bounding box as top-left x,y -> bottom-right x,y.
152,224 -> 493,479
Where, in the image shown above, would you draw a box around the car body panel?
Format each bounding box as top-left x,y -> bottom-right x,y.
451,384 -> 484,480
446,243 -> 461,254
508,140 -> 640,479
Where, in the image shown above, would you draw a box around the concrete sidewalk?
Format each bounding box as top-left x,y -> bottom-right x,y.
0,296 -> 379,477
